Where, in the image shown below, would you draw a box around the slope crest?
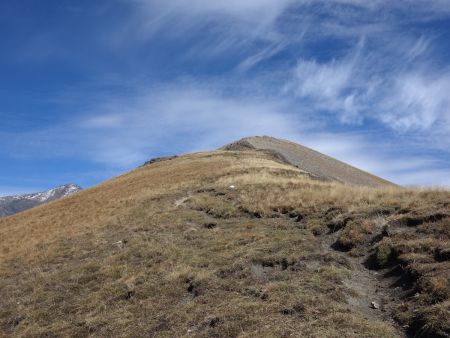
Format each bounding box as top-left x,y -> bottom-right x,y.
222,136 -> 394,187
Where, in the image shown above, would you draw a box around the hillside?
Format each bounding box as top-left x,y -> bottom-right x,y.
0,184 -> 82,217
222,136 -> 395,187
0,141 -> 449,337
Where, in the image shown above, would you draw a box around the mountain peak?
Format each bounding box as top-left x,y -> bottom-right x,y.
221,136 -> 395,187
0,183 -> 82,217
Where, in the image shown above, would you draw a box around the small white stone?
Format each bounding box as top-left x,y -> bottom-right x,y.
114,240 -> 125,249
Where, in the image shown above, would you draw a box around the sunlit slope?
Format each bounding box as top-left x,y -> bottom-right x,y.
0,151 -> 236,262
223,136 -> 395,187
1,149 -> 449,338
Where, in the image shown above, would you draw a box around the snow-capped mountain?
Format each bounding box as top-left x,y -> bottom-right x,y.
0,184 -> 82,217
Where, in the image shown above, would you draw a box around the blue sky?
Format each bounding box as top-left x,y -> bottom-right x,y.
1,0 -> 450,195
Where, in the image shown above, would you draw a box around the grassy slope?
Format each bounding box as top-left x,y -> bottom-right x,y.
1,150 -> 449,337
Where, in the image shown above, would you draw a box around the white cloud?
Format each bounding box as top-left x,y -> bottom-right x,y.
294,59 -> 353,100
406,36 -> 431,61
108,0 -> 450,73
123,0 -> 295,48
380,72 -> 450,132
237,41 -> 289,72
300,0 -> 450,17
289,36 -> 450,145
133,0 -> 294,28
2,85 -> 304,169
289,41 -> 367,124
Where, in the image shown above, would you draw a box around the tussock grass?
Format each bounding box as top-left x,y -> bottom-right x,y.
0,150 -> 449,337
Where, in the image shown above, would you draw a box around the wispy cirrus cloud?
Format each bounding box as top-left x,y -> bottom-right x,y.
380,72 -> 450,133
1,84 -> 303,168
131,0 -> 295,28
118,0 -> 295,50
288,30 -> 450,149
108,0 -> 450,74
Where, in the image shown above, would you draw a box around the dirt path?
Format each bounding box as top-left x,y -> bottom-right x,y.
318,230 -> 406,337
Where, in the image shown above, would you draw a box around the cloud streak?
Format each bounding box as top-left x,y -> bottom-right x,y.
289,35 -> 450,148
1,85 -> 303,168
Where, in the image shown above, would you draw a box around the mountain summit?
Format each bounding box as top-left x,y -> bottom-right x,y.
0,183 -> 82,217
222,136 -> 394,187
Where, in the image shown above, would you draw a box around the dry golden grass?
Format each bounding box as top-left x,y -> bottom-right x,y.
1,149 -> 449,337
0,152 -> 232,263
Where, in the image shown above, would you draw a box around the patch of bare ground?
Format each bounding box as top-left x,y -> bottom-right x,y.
0,149 -> 449,337
319,231 -> 393,323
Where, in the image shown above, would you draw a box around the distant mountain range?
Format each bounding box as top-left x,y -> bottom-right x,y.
0,184 -> 82,217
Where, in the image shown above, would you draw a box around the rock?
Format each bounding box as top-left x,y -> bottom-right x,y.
371,301 -> 380,309
142,155 -> 178,167
114,239 -> 128,249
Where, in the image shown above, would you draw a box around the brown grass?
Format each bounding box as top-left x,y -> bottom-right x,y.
0,149 -> 449,337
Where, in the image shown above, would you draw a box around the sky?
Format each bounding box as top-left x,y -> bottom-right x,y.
1,0 -> 450,195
